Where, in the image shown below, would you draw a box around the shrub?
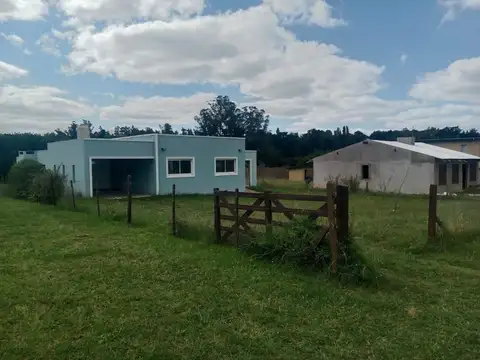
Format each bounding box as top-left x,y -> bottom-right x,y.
29,169 -> 66,205
6,159 -> 45,199
341,175 -> 360,193
325,174 -> 360,193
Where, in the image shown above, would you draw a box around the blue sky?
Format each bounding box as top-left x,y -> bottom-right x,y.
1,0 -> 480,133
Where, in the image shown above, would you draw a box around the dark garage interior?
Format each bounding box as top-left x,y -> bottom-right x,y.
91,158 -> 155,196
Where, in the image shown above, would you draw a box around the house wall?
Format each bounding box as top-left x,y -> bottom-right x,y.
289,168 -> 313,181
36,139 -> 87,194
435,161 -> 478,193
16,151 -> 38,163
245,150 -> 257,186
313,141 -> 435,194
157,135 -> 246,194
257,167 -> 289,180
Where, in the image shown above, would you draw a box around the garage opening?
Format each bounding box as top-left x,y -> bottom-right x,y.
91,158 -> 155,196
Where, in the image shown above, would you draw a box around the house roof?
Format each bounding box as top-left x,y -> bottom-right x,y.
372,140 -> 480,160
421,137 -> 480,144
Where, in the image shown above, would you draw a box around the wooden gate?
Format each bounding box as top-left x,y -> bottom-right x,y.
213,183 -> 349,271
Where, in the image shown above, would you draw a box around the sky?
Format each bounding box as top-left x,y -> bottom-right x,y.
0,0 -> 480,134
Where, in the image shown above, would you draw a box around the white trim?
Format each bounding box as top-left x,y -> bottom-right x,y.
159,133 -> 245,140
90,156 -> 154,159
214,157 -> 238,176
84,138 -> 154,143
154,135 -> 160,195
114,134 -> 157,139
245,159 -> 253,186
89,156 -> 155,197
166,157 -> 195,178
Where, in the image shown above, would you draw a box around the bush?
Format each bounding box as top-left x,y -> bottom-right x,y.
325,174 -> 361,193
7,159 -> 45,199
29,169 -> 66,205
341,175 -> 360,193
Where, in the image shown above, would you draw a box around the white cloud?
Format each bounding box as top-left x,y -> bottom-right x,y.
0,60 -> 28,81
63,5 -> 385,131
1,32 -> 32,55
0,0 -> 48,21
36,33 -> 62,57
1,32 -> 24,46
409,57 -> 480,103
100,92 -> 215,127
0,84 -> 95,132
439,0 -> 480,22
0,1 -> 477,134
56,0 -> 205,27
58,4 -> 480,133
400,53 -> 407,64
263,0 -> 346,27
66,6 -> 295,82
65,5 -> 371,96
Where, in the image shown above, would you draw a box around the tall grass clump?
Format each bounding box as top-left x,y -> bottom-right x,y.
244,217 -> 377,284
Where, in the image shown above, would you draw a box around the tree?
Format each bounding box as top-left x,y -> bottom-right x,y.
181,127 -> 194,135
194,95 -> 269,137
160,123 -> 176,134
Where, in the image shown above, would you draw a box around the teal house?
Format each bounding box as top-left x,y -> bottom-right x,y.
17,125 -> 257,197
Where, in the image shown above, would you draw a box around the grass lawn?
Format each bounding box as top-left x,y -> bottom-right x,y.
1,182 -> 480,359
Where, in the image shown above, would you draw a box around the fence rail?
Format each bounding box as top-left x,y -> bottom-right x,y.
213,183 -> 349,272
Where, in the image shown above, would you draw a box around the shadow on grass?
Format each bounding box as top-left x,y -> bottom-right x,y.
416,228 -> 480,254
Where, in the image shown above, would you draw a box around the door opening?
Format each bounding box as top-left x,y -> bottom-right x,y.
462,163 -> 468,190
245,160 -> 251,187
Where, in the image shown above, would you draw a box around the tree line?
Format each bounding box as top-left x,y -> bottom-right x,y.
1,95 -> 479,178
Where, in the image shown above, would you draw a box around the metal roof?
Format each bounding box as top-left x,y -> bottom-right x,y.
372,140 -> 480,160
422,137 -> 480,144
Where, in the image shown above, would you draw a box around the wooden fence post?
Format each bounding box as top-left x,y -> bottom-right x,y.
96,181 -> 100,217
327,182 -> 338,273
235,188 -> 240,246
335,185 -> 349,244
214,188 -> 221,243
428,184 -> 437,241
50,173 -> 57,206
265,191 -> 273,238
127,175 -> 132,225
172,184 -> 176,236
70,180 -> 76,210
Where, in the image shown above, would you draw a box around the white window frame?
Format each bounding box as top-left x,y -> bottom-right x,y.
166,157 -> 195,178
215,157 -> 238,176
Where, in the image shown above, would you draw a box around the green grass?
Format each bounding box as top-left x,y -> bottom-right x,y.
1,182 -> 480,359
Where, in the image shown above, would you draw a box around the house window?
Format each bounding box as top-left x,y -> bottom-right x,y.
452,164 -> 459,184
361,165 -> 370,180
72,165 -> 76,182
166,158 -> 195,178
438,164 -> 447,186
460,144 -> 468,153
469,162 -> 477,182
62,165 -> 65,177
215,157 -> 237,176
